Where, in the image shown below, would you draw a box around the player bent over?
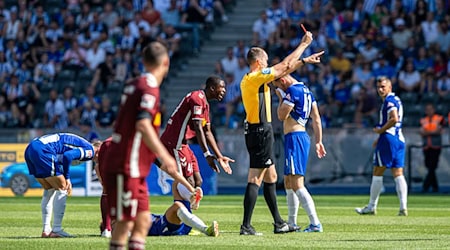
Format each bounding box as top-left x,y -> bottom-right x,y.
25,133 -> 101,238
355,76 -> 408,216
273,74 -> 326,233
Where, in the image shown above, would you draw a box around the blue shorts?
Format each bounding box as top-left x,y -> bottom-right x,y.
284,131 -> 310,176
148,200 -> 192,236
373,133 -> 405,168
25,140 -> 63,178
148,214 -> 187,236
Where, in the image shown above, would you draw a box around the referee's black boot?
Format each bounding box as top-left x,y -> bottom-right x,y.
240,225 -> 262,236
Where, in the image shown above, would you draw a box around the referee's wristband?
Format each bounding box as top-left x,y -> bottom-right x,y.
203,151 -> 213,158
301,58 -> 306,64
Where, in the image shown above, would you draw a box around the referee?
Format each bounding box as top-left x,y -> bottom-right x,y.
239,30 -> 324,235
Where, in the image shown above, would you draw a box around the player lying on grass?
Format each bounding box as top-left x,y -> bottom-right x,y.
147,181 -> 218,237
109,181 -> 217,237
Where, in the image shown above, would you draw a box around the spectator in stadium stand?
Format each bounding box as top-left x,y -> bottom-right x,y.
436,71 -> 450,99
220,46 -> 239,75
86,40 -> 106,71
62,39 -> 87,80
398,61 -> 421,94
419,103 -> 445,193
95,95 -> 115,129
33,53 -> 55,87
252,10 -> 277,50
43,88 -> 69,130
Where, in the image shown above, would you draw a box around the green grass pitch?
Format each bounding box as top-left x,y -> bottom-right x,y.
0,195 -> 449,249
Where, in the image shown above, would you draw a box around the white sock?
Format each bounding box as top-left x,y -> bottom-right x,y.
368,176 -> 383,210
394,175 -> 408,210
176,206 -> 208,234
177,183 -> 192,201
296,188 -> 320,226
286,189 -> 299,225
52,190 -> 68,232
41,189 -> 56,233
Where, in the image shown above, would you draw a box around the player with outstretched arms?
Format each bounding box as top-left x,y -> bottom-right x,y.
25,132 -> 101,238
355,76 -> 408,216
102,41 -> 201,250
273,74 -> 326,233
160,75 -> 233,208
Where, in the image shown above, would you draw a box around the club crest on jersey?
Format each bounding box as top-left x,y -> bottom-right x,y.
261,68 -> 271,74
193,105 -> 202,115
141,94 -> 156,109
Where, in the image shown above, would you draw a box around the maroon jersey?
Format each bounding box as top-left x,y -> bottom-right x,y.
106,73 -> 161,177
97,137 -> 112,178
161,90 -> 210,149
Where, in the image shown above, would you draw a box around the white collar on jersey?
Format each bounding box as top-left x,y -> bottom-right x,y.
142,73 -> 158,88
292,82 -> 305,86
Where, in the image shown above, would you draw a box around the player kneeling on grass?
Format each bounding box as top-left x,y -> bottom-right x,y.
25,133 -> 101,238
273,74 -> 326,233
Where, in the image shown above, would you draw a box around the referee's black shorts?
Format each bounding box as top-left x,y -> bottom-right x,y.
244,122 -> 275,168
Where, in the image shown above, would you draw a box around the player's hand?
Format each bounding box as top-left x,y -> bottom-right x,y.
301,31 -> 313,45
206,155 -> 220,173
315,143 -> 326,159
190,186 -> 203,210
373,126 -> 383,134
217,156 -> 234,174
65,179 -> 72,196
304,51 -> 325,64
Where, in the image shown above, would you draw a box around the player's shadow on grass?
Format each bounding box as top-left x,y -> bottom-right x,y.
1,234 -> 101,239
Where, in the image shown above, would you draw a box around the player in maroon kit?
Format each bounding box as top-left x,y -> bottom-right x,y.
160,75 -> 234,198
102,41 -> 200,250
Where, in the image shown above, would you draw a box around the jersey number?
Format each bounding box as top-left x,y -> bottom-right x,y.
303,93 -> 312,118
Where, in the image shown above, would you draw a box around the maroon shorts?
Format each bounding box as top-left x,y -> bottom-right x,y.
165,144 -> 199,178
103,173 -> 149,221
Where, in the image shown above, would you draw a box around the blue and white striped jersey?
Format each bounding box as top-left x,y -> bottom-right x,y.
378,93 -> 405,142
282,82 -> 316,127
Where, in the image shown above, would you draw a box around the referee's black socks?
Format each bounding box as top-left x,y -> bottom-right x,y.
263,182 -> 284,225
242,183 -> 259,227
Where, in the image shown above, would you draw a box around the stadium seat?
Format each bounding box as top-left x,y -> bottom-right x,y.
399,92 -> 418,105
420,92 -> 438,105
55,69 -> 76,83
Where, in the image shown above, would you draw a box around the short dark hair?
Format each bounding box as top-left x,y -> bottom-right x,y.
205,75 -> 223,89
142,41 -> 168,68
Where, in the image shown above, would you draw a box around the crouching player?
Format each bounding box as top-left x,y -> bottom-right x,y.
148,181 -> 218,237
25,133 -> 101,238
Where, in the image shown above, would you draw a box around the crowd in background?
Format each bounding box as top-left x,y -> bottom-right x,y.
0,0 -> 448,132
0,0 -> 232,133
213,0 -> 450,129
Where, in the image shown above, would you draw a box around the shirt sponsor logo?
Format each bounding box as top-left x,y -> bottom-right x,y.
193,105 -> 202,115
141,94 -> 156,109
262,68 -> 271,74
